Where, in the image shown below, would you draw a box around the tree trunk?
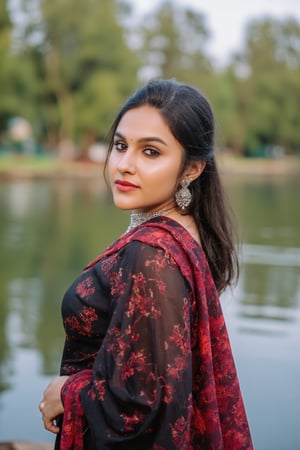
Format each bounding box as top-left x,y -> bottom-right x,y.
46,39 -> 75,159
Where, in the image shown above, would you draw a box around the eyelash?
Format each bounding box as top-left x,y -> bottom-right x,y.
113,141 -> 160,157
113,141 -> 127,151
144,148 -> 160,157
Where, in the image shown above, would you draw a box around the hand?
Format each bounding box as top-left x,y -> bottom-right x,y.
39,376 -> 69,434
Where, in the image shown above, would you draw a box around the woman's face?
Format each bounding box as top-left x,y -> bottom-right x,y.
108,105 -> 185,213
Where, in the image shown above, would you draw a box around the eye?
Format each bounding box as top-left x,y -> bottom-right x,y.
113,141 -> 127,152
144,147 -> 160,157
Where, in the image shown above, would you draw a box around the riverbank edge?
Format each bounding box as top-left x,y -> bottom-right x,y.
217,154 -> 300,177
0,155 -> 299,180
0,442 -> 53,450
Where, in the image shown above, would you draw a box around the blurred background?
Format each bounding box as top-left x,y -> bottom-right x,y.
0,0 -> 299,448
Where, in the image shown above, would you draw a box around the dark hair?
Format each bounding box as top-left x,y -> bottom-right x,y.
105,79 -> 239,293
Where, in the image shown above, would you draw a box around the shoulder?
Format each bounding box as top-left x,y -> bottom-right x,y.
129,220 -> 185,255
97,238 -> 187,285
129,219 -> 205,270
87,216 -> 206,278
117,239 -> 176,270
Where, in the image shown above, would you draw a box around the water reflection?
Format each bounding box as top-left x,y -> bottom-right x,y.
233,263 -> 299,333
241,244 -> 300,321
7,277 -> 43,347
0,176 -> 299,448
225,175 -> 300,248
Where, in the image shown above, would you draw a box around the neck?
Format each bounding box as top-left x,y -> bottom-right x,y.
127,207 -> 174,232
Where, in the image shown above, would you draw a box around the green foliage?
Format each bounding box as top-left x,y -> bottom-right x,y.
0,0 -> 139,156
139,0 -> 212,84
1,0 -> 300,156
233,18 -> 300,154
0,0 -> 15,130
40,0 -> 139,154
208,69 -> 245,152
137,5 -> 300,155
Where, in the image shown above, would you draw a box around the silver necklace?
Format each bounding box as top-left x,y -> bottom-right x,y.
127,208 -> 173,232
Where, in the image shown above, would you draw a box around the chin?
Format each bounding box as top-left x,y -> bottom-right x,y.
117,206 -> 134,211
113,201 -> 136,211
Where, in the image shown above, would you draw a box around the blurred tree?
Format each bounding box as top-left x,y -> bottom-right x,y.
2,2 -> 300,158
209,67 -> 245,154
0,0 -> 13,136
0,1 -> 44,145
39,0 -> 139,157
138,0 -> 213,89
233,18 -> 300,155
3,0 -> 139,157
137,1 -> 249,155
0,0 -> 39,141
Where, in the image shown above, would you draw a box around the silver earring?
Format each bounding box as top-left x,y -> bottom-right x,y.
175,179 -> 192,210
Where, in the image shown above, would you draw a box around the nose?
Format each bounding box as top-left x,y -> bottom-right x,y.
116,147 -> 135,174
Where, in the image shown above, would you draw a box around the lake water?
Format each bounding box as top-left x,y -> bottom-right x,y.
0,174 -> 299,449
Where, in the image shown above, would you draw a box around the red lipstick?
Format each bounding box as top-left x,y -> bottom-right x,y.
115,180 -> 139,191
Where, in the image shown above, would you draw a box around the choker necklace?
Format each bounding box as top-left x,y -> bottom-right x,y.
127,208 -> 173,232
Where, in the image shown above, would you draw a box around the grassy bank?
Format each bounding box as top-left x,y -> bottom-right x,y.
0,442 -> 53,450
0,153 -> 299,180
0,155 -> 104,180
217,153 -> 300,177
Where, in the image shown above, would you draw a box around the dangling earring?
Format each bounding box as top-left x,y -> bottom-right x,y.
175,179 -> 192,210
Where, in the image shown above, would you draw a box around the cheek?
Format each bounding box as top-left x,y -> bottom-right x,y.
158,176 -> 179,195
144,165 -> 180,193
107,155 -> 116,180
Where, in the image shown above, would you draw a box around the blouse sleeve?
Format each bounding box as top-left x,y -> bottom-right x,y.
61,241 -> 194,449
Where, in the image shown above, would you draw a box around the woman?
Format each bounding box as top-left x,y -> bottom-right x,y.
39,79 -> 253,449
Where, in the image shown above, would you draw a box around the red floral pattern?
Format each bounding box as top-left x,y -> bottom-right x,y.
56,217 -> 253,449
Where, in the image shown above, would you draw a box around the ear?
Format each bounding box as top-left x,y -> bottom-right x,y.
183,161 -> 206,182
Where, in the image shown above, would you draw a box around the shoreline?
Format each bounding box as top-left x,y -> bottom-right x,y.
217,154 -> 300,177
0,443 -> 53,450
0,155 -> 299,180
0,158 -> 104,181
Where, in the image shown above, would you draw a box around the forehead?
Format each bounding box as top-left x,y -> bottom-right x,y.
116,105 -> 172,138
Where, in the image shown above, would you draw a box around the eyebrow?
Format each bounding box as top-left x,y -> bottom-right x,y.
114,131 -> 167,146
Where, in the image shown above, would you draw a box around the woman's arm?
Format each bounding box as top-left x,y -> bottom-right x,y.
39,375 -> 69,433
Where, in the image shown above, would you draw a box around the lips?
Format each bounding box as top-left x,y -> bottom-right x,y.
115,180 -> 139,188
115,180 -> 139,192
